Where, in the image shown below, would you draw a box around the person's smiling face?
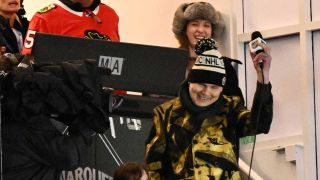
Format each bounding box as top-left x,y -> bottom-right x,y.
189,82 -> 222,107
186,19 -> 213,49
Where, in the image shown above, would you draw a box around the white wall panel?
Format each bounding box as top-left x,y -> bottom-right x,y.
23,1 -> 50,19
245,36 -> 302,141
314,31 -> 320,178
243,0 -> 299,33
312,0 -> 320,21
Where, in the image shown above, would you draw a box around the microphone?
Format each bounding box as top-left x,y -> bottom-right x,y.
249,31 -> 267,69
247,31 -> 268,180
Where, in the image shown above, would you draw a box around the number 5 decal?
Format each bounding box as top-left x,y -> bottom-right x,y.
24,30 -> 37,48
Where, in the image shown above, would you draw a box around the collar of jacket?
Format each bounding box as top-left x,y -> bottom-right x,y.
0,14 -> 25,32
0,15 -> 10,30
58,0 -> 100,12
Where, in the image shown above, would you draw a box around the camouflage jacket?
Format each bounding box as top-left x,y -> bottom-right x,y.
145,82 -> 273,180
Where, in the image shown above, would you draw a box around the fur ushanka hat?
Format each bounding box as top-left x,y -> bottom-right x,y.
172,2 -> 225,39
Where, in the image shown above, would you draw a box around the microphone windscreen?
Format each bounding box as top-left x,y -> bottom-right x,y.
251,31 -> 263,40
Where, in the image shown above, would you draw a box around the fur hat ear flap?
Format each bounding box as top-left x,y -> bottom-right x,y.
172,3 -> 189,37
213,11 -> 225,38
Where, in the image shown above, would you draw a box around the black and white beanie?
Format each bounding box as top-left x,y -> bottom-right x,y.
187,38 -> 226,86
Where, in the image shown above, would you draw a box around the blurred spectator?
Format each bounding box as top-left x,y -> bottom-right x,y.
113,162 -> 149,180
0,0 -> 29,54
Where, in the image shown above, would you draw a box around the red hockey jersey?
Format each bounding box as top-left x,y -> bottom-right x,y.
22,2 -> 120,55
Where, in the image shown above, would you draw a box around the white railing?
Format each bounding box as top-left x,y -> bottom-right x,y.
239,158 -> 264,180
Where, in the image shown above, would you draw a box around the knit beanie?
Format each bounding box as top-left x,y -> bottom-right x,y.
172,2 -> 225,38
187,38 -> 226,86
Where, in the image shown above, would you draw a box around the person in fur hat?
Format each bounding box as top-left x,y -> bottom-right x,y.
145,38 -> 273,179
172,2 -> 244,102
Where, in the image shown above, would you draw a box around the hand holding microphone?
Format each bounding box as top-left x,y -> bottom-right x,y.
249,31 -> 269,69
249,31 -> 272,84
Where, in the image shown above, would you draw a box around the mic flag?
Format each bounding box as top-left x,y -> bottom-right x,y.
249,31 -> 267,68
249,31 -> 267,54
